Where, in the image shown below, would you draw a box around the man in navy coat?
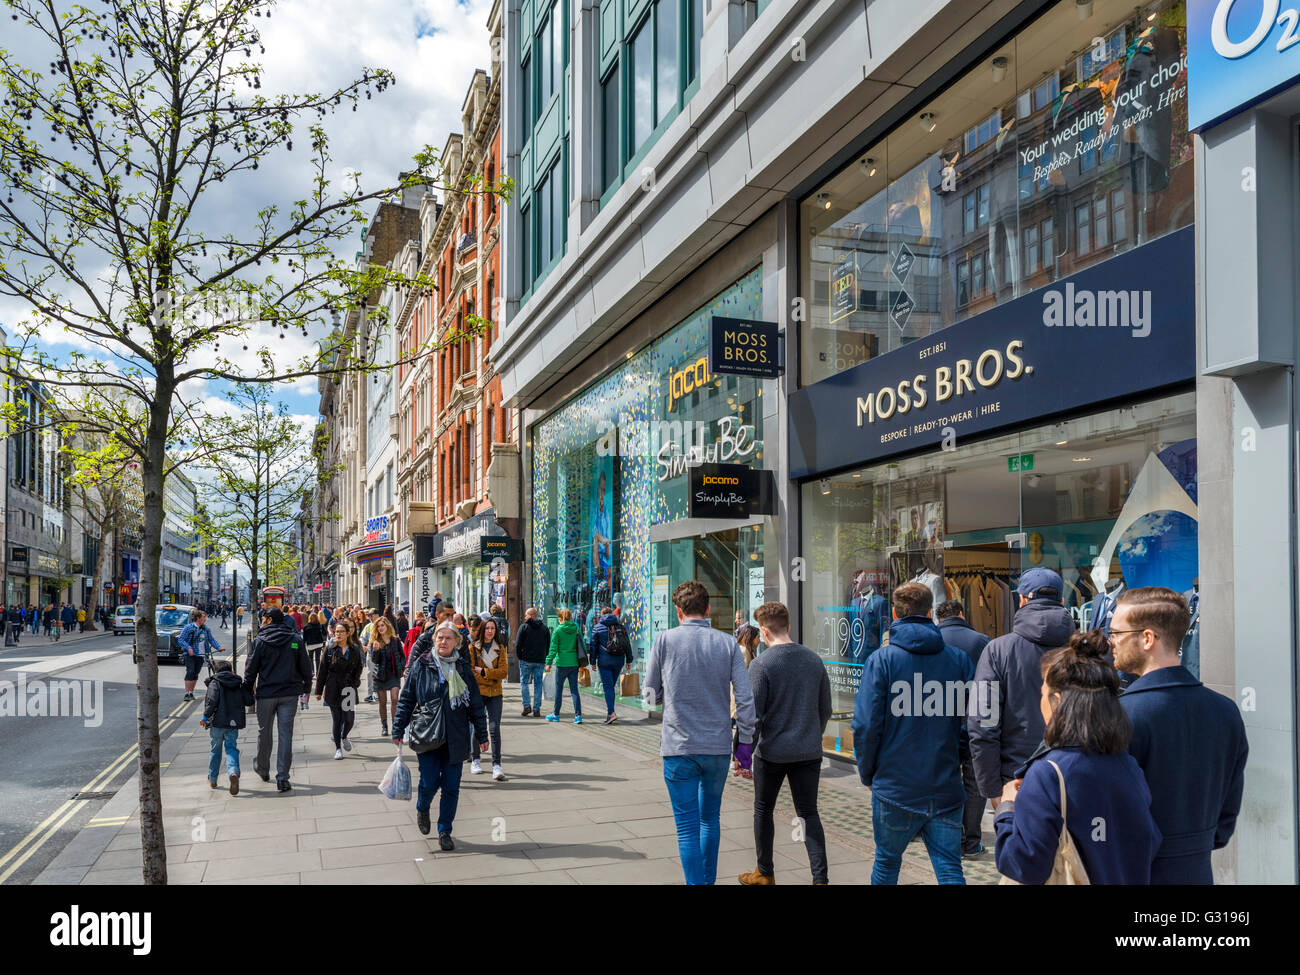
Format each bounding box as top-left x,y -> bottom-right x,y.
1113,586 -> 1248,884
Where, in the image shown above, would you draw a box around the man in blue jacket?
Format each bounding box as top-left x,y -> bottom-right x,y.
852,582 -> 975,884
179,608 -> 223,702
1114,586 -> 1248,884
936,600 -> 991,857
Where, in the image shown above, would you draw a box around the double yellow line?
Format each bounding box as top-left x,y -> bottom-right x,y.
0,699 -> 193,884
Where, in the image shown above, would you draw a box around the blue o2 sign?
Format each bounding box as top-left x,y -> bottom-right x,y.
1189,0 -> 1300,128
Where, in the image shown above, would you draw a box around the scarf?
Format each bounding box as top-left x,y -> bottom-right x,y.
431,648 -> 470,709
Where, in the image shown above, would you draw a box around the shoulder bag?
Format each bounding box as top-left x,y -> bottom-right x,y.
999,759 -> 1090,886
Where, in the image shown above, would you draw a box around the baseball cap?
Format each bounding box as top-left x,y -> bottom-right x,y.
1016,568 -> 1063,598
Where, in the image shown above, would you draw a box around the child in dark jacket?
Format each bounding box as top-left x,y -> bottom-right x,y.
995,631 -> 1161,884
201,660 -> 253,796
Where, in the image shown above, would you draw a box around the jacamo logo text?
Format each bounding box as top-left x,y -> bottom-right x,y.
667,356 -> 710,413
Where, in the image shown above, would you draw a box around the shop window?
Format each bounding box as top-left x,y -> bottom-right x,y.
538,0 -> 561,109
799,0 -> 1193,386
629,13 -> 653,155
654,0 -> 678,127
802,391 -> 1199,758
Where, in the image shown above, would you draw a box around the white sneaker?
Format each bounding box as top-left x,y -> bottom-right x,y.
470,759 -> 483,774
492,765 -> 506,781
334,749 -> 343,760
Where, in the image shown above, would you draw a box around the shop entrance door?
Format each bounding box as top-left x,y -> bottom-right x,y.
655,529 -> 745,632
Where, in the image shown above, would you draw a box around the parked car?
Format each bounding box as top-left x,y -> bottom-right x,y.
131,604 -> 196,663
112,605 -> 135,636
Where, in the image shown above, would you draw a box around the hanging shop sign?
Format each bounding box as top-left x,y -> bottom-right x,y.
364,515 -> 389,543
688,463 -> 777,519
708,317 -> 782,378
830,252 -> 858,324
788,227 -> 1195,478
412,533 -> 435,567
395,547 -> 414,574
8,546 -> 28,564
431,510 -> 505,563
480,537 -> 524,564
1188,0 -> 1300,128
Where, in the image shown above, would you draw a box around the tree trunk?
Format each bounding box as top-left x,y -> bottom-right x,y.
85,513 -> 114,632
136,393 -> 170,885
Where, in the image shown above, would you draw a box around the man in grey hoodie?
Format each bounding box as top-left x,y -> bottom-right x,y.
967,568 -> 1076,805
644,580 -> 755,886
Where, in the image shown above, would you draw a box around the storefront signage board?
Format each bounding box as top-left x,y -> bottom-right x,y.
688,463 -> 777,519
480,537 -> 523,564
708,317 -> 782,378
1188,0 -> 1300,128
789,227 -> 1195,478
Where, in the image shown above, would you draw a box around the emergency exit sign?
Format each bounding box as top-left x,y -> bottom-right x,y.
1008,453 -> 1034,473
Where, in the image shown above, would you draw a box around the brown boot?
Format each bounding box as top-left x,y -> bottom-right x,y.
739,869 -> 775,885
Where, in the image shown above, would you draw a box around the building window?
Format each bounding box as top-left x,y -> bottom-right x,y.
1075,202 -> 1091,255
1041,217 -> 1055,269
1024,223 -> 1040,273
1111,189 -> 1127,242
601,65 -> 620,193
520,202 -> 531,286
629,12 -> 653,154
688,0 -> 703,85
539,0 -> 561,109
654,0 -> 678,127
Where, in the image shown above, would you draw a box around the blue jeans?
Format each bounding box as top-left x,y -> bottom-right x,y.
416,747 -> 464,835
598,664 -> 622,715
662,754 -> 730,885
519,661 -> 545,710
552,666 -> 581,716
208,727 -> 240,781
870,795 -> 965,885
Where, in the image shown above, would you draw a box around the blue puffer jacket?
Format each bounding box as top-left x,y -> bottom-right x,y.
392,644 -> 487,762
590,612 -> 635,669
852,616 -> 975,813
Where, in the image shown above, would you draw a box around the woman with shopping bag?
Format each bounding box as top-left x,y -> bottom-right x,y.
994,630 -> 1162,884
392,621 -> 488,849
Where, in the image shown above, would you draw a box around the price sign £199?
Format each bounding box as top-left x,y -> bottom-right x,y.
1189,0 -> 1300,128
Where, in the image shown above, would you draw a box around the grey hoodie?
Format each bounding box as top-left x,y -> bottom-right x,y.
967,598 -> 1076,798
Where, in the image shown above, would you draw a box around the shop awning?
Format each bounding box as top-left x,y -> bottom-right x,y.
345,541 -> 394,565
648,515 -> 767,543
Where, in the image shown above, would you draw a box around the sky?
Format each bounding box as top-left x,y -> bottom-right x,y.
0,0 -> 496,579
1,0 -> 494,426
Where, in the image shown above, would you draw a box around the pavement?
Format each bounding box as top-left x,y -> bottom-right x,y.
33,683 -> 1004,885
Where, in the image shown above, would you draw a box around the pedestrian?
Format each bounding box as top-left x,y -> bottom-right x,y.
995,630 -> 1162,884
316,618 -> 365,759
6,602 -> 22,644
1112,587 -> 1248,884
453,612 -> 471,649
236,604 -> 244,628
738,601 -> 831,886
544,608 -> 586,724
395,609 -> 410,643
935,599 -> 992,857
488,602 -> 509,648
77,605 -> 86,632
590,605 -> 635,724
428,590 -> 443,619
392,622 -> 489,849
466,613 -> 483,651
368,616 -> 406,738
403,612 -> 426,657
301,611 -> 328,711
968,568 -> 1076,813
468,617 -> 508,780
178,609 -> 223,702
30,604 -> 39,635
515,607 -> 550,717
219,604 -> 228,629
852,581 -> 974,885
289,604 -> 304,631
243,608 -> 312,792
200,659 -> 253,795
43,603 -> 55,640
361,608 -> 381,703
643,581 -> 756,886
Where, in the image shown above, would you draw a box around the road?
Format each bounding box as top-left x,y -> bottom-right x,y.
0,624 -> 245,885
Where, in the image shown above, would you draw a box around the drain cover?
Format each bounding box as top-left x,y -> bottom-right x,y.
71,791 -> 117,800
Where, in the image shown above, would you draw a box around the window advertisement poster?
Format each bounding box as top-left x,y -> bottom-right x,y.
590,450 -> 619,591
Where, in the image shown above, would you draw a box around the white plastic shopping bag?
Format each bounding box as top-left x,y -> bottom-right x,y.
542,667 -> 556,703
378,743 -> 412,801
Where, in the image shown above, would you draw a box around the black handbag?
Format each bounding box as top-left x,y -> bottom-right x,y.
407,697 -> 446,753
575,631 -> 589,668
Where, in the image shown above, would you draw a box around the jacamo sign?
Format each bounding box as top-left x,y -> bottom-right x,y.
1189,0 -> 1300,128
788,226 -> 1195,478
709,317 -> 781,379
666,355 -> 710,413
689,463 -> 776,519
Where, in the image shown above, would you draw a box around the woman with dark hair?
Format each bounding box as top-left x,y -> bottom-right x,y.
469,617 -> 509,780
316,618 -> 364,759
994,630 -> 1162,884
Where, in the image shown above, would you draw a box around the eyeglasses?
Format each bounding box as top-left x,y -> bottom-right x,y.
1107,628 -> 1148,638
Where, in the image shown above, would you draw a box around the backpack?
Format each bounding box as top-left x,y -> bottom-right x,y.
606,620 -> 631,656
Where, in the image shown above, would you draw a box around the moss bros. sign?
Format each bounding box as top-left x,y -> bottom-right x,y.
788,227 -> 1195,478
708,316 -> 782,379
